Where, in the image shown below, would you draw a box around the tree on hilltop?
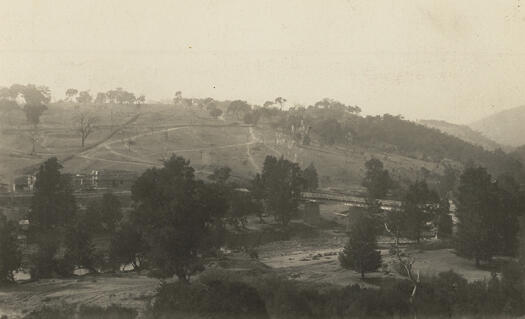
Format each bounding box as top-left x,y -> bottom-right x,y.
7,84 -> 50,154
76,91 -> 92,104
65,88 -> 78,101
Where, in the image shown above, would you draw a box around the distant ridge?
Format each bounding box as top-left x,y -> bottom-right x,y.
419,119 -> 501,151
469,105 -> 525,147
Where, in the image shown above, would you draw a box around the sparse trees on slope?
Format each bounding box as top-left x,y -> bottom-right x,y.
317,118 -> 344,146
130,155 -> 228,282
339,211 -> 382,279
0,213 -> 22,284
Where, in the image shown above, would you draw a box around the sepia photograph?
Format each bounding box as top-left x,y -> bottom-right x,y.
1,1 -> 525,318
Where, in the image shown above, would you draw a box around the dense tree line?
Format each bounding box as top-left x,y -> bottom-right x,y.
270,102 -> 523,181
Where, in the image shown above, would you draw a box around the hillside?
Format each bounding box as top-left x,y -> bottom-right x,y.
1,100 -> 523,196
470,105 -> 525,147
419,119 -> 500,151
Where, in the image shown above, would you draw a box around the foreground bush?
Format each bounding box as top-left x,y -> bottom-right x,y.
152,279 -> 268,319
78,304 -> 138,319
150,267 -> 525,319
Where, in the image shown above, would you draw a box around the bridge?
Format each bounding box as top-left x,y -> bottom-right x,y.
300,191 -> 401,211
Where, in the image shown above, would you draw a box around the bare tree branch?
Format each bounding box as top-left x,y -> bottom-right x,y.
75,111 -> 98,149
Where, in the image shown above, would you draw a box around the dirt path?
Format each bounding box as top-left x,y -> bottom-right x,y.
79,124 -> 262,170
60,113 -> 142,165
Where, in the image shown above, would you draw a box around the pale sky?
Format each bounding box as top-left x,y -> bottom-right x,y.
1,0 -> 524,123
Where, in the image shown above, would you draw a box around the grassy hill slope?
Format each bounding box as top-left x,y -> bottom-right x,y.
1,102 -> 522,195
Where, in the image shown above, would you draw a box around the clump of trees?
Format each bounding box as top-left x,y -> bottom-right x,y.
362,158 -> 393,199
227,100 -> 251,120
126,155 -> 228,282
255,156 -> 304,226
455,166 -> 522,266
250,156 -> 318,226
27,157 -> 78,279
25,158 -> 125,278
